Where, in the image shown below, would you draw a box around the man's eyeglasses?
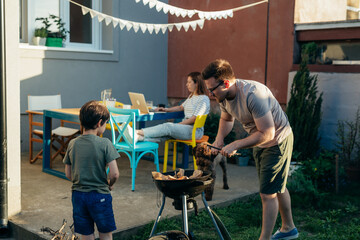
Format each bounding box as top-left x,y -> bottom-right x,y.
207,81 -> 224,97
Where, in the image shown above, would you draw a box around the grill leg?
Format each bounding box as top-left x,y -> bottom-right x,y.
149,194 -> 166,238
181,195 -> 189,236
201,192 -> 225,240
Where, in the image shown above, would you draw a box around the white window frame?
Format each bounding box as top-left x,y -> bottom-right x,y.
60,0 -> 102,50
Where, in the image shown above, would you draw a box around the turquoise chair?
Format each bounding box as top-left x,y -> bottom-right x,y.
108,107 -> 160,191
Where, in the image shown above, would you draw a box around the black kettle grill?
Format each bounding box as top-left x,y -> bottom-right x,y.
148,170 -> 231,240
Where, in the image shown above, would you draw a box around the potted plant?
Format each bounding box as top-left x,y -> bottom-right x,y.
236,148 -> 252,166
33,17 -> 50,46
46,14 -> 69,47
336,107 -> 360,182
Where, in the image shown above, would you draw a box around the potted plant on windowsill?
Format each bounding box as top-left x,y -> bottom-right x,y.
46,14 -> 69,47
33,28 -> 47,46
33,16 -> 50,46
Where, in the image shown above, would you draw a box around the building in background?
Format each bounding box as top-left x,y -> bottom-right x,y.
291,0 -> 360,148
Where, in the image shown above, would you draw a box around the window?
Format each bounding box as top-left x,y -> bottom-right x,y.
295,40 -> 360,65
21,0 -> 103,50
61,0 -> 101,49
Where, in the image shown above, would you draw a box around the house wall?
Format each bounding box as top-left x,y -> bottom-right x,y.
294,0 -> 347,23
5,0 -> 22,217
20,1 -> 169,152
167,0 -> 295,105
288,71 -> 360,149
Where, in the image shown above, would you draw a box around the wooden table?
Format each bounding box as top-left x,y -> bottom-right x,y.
42,108 -> 186,179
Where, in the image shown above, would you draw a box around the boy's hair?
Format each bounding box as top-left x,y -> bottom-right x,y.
202,59 -> 235,82
188,71 -> 207,95
80,100 -> 110,130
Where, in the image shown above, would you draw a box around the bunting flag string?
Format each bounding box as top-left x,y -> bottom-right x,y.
135,0 -> 268,20
69,0 -> 204,34
68,0 -> 267,34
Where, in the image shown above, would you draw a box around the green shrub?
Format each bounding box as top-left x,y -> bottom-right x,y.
336,107 -> 360,168
301,42 -> 319,64
286,44 -> 323,161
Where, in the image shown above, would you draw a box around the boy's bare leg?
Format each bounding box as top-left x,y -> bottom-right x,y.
80,234 -> 95,240
99,232 -> 113,240
277,188 -> 295,232
259,193 -> 278,240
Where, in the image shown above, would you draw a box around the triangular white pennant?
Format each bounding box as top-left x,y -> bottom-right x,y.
142,0 -> 150,6
135,0 -> 141,2
198,19 -> 205,29
147,24 -> 154,34
149,0 -> 156,9
175,23 -> 182,31
227,10 -> 234,18
105,17 -> 112,25
81,7 -> 90,16
162,5 -> 169,14
97,14 -> 105,22
167,24 -> 174,32
182,22 -> 190,32
119,20 -> 126,30
190,21 -> 197,31
140,24 -> 147,33
188,10 -> 195,18
133,22 -> 140,33
125,22 -> 133,31
154,25 -> 161,34
155,3 -> 163,12
112,18 -> 119,28
174,8 -> 181,17
180,11 -> 188,18
161,25 -> 167,34
205,13 -> 212,20
197,11 -> 204,19
89,10 -> 97,19
169,6 -> 176,15
211,12 -> 218,20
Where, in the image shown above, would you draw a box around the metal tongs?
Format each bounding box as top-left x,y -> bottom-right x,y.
206,144 -> 242,156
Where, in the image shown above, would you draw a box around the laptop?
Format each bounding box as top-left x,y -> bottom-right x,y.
128,92 -> 151,114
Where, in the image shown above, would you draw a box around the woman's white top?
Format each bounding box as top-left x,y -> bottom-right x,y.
181,94 -> 210,120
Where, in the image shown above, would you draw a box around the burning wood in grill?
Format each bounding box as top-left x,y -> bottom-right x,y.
41,219 -> 79,240
152,169 -> 203,180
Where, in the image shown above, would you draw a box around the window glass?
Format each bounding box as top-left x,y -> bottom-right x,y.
70,0 -> 92,44
296,41 -> 360,65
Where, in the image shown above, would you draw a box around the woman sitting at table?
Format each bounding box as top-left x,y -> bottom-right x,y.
136,72 -> 210,142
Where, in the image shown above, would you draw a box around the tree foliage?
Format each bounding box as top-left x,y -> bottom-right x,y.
286,44 -> 323,161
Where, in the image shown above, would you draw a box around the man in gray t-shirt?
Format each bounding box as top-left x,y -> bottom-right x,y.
202,59 -> 298,240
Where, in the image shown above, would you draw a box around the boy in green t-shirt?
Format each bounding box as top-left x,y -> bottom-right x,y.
63,100 -> 120,240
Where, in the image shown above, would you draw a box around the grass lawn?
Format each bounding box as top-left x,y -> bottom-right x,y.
119,182 -> 360,240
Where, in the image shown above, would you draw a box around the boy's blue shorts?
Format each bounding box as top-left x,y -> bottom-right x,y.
72,190 -> 116,235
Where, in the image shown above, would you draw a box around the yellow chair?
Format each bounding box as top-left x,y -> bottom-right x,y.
98,101 -> 125,131
163,114 -> 208,172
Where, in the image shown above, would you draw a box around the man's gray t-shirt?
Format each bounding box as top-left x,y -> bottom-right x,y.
63,134 -> 120,194
219,79 -> 292,148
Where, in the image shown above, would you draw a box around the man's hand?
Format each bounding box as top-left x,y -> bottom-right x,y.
220,142 -> 238,158
210,139 -> 224,155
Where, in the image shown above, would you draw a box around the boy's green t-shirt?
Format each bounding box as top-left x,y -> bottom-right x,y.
63,134 -> 120,194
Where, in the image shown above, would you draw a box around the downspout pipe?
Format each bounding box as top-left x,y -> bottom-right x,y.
264,0 -> 270,86
0,0 -> 8,235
